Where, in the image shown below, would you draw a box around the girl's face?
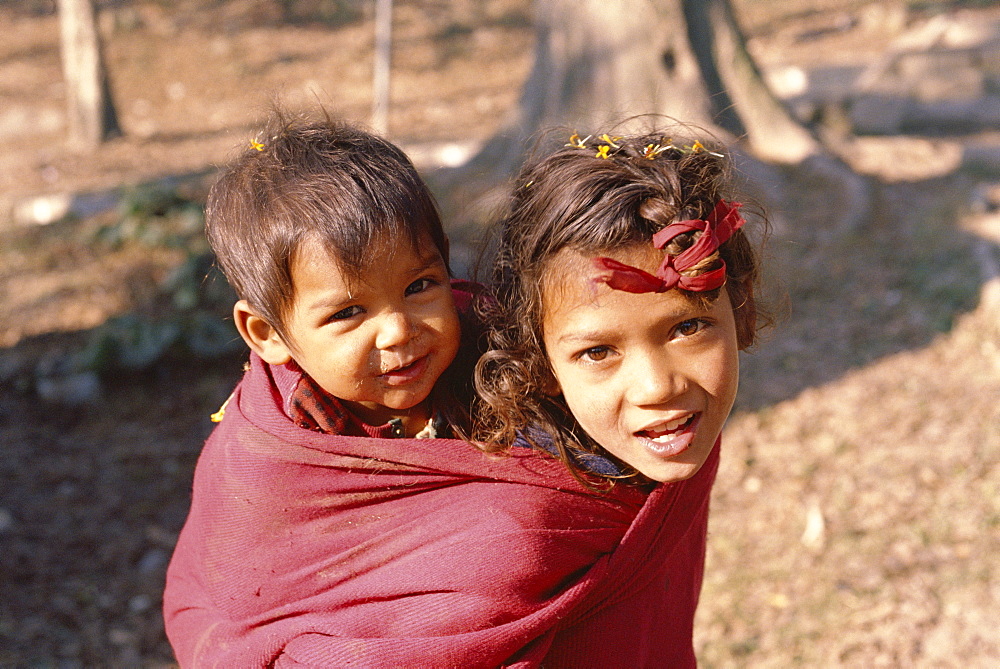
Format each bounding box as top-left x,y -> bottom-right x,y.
541,245 -> 740,483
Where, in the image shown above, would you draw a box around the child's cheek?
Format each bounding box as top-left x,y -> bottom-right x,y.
559,373 -> 612,436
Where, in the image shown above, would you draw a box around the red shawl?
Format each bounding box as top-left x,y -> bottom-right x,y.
163,353 -> 718,668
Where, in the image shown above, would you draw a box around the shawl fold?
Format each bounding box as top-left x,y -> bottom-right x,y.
164,353 -> 718,668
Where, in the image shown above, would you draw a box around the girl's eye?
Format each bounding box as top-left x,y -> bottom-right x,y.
405,277 -> 436,296
674,318 -> 708,338
330,305 -> 363,321
578,346 -> 612,362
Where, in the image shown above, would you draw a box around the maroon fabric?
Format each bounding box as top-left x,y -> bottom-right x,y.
594,200 -> 745,294
163,353 -> 719,668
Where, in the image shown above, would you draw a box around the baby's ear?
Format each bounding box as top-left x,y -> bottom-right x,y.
233,300 -> 293,365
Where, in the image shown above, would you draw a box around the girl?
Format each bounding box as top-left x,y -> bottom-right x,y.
471,129 -> 766,665
475,129 -> 762,486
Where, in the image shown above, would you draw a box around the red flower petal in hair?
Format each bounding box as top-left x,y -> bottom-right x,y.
593,257 -> 673,293
593,200 -> 745,294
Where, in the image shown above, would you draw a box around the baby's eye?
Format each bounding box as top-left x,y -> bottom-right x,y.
578,346 -> 612,362
405,277 -> 437,296
330,305 -> 363,321
674,318 -> 708,338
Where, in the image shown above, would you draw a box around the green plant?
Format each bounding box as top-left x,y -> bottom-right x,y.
78,183 -> 241,374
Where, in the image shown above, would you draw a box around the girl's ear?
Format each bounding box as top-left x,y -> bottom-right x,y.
233,300 -> 293,365
440,235 -> 450,266
540,368 -> 562,397
732,279 -> 757,350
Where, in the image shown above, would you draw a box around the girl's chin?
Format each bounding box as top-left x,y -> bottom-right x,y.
641,460 -> 706,483
633,438 -> 717,483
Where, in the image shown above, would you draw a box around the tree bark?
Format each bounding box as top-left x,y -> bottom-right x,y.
459,0 -> 818,177
683,0 -> 818,163
434,0 -> 868,233
455,0 -> 710,184
58,0 -> 121,148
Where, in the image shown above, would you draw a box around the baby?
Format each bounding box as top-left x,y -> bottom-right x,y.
206,110 -> 474,439
163,109 -> 481,665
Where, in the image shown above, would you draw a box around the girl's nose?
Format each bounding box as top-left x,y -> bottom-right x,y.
375,310 -> 417,350
626,352 -> 686,407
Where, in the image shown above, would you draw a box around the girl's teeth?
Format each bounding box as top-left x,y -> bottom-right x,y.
644,416 -> 689,438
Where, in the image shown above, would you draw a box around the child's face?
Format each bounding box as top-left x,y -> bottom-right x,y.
279,234 -> 460,426
541,246 -> 739,483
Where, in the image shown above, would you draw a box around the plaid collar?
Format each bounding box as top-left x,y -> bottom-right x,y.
285,364 -> 444,438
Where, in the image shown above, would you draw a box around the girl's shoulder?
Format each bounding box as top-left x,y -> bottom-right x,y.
513,426 -> 626,478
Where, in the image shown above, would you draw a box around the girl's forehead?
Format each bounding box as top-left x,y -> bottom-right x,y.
542,244 -> 662,287
540,245 -> 713,320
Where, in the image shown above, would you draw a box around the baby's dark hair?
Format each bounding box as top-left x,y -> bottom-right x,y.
205,108 -> 449,343
473,128 -> 766,484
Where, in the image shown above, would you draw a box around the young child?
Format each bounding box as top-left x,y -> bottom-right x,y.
207,111 -> 472,441
473,129 -> 765,663
162,110 -> 483,663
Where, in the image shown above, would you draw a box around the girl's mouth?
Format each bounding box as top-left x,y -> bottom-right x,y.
635,414 -> 699,458
379,355 -> 429,386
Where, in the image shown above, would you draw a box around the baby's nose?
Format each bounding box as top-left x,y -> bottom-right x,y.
375,311 -> 417,349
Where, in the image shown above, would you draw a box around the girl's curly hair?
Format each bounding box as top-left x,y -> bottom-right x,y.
472,128 -> 768,486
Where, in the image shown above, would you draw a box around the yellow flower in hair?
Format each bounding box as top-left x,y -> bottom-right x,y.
595,145 -> 611,159
210,393 -> 235,423
566,133 -> 591,149
642,143 -> 668,159
599,133 -> 622,148
250,139 -> 265,151
687,139 -> 725,157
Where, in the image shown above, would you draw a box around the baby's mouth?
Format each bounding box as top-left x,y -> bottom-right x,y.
379,354 -> 429,385
382,359 -> 414,374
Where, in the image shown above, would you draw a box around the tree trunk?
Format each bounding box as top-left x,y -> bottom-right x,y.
58,0 -> 121,148
454,0 -> 707,185
683,0 -> 818,163
460,0 -> 817,177
435,0 -> 868,233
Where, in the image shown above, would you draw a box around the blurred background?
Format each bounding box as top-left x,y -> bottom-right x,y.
1,0 -> 998,665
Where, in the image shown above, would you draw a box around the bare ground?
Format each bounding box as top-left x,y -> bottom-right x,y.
1,0 -> 998,666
